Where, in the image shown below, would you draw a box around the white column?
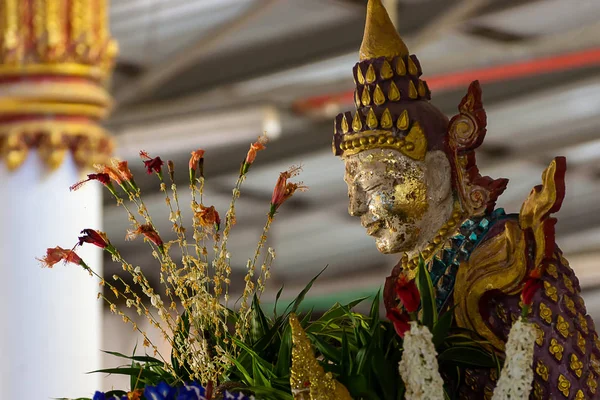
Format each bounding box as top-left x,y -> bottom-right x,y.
0,154 -> 102,399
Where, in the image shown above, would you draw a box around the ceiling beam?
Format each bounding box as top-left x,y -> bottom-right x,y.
114,0 -> 280,106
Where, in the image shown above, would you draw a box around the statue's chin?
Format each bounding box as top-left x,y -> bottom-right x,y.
375,237 -> 408,254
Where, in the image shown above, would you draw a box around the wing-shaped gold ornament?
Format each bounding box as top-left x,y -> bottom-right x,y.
454,157 -> 567,351
519,157 -> 567,269
454,219 -> 528,351
289,314 -> 353,400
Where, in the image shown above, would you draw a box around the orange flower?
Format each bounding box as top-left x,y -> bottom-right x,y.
126,389 -> 143,400
189,149 -> 205,171
242,134 -> 268,174
38,246 -> 85,268
189,149 -> 205,183
269,166 -> 307,217
126,224 -> 164,252
196,205 -> 221,231
95,164 -> 124,184
115,160 -> 134,182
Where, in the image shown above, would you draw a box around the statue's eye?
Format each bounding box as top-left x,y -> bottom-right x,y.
364,183 -> 382,191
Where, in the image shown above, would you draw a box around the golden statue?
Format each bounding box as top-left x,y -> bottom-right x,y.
332,0 -> 599,398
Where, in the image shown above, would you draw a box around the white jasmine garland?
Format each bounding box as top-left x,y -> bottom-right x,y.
398,321 -> 445,400
492,317 -> 536,400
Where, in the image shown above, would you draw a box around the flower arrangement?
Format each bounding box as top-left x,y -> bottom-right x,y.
40,138 -> 541,400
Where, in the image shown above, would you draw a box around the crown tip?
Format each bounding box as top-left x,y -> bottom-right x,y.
359,0 -> 409,61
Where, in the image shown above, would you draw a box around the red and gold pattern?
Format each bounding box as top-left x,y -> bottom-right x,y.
0,0 -> 117,170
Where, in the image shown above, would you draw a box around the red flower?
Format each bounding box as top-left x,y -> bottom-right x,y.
126,224 -> 164,252
269,166 -> 307,217
78,229 -> 112,250
521,269 -> 543,307
140,150 -> 164,175
70,173 -> 111,191
394,273 -> 420,313
37,246 -> 84,268
196,205 -> 221,231
387,308 -> 411,337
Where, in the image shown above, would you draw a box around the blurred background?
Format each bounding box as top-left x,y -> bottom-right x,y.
93,0 -> 600,390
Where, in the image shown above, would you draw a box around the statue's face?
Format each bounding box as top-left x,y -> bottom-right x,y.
343,149 -> 451,254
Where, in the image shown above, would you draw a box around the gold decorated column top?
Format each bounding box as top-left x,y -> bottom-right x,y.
0,0 -> 118,171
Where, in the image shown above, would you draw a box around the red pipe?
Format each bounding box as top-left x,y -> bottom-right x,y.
294,47 -> 600,113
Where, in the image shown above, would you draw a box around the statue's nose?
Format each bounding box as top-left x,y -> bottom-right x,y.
348,188 -> 368,217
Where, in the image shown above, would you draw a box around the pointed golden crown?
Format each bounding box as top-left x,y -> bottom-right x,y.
333,0 -> 443,160
359,0 -> 409,61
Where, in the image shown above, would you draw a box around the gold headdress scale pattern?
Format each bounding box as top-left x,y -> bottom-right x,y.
333,0 -> 443,161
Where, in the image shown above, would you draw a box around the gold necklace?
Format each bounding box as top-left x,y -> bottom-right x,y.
401,201 -> 465,273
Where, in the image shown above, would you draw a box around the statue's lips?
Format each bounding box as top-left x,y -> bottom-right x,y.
365,220 -> 385,236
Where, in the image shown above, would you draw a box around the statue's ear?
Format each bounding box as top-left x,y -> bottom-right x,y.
425,150 -> 452,204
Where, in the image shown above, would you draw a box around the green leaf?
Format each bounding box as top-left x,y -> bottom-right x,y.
273,286 -> 284,318
341,330 -> 352,376
438,346 -> 497,368
246,386 -> 294,400
317,297 -> 369,324
416,254 -> 437,330
101,350 -> 162,364
432,305 -> 456,348
369,290 -> 381,323
308,333 -> 341,364
283,266 -> 327,317
253,357 -> 272,388
274,324 -> 292,377
250,294 -> 270,345
87,367 -> 162,381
